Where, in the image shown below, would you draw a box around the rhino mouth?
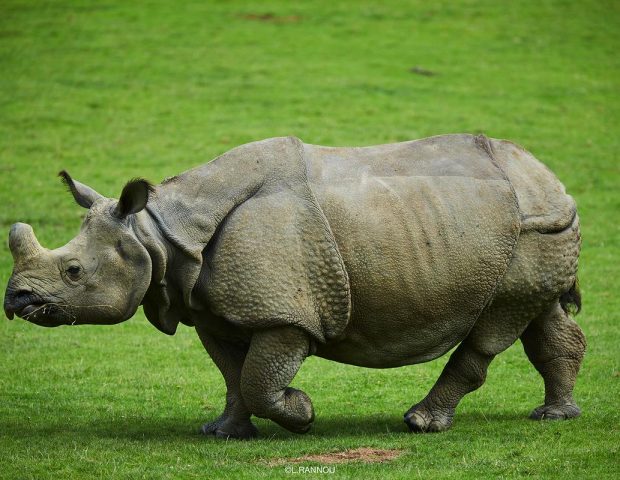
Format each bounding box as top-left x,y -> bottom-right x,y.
15,302 -> 69,327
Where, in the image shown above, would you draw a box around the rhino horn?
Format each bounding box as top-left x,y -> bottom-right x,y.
8,223 -> 44,262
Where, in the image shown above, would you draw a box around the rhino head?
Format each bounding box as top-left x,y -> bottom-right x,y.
4,172 -> 154,327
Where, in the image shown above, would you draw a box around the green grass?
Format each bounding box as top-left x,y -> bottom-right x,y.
1,0 -> 618,478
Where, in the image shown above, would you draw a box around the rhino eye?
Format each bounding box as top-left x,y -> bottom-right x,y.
66,265 -> 81,278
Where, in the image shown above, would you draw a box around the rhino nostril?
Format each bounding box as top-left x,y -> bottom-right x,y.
4,286 -> 35,320
15,289 -> 33,299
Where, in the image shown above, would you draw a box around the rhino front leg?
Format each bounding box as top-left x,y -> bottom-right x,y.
405,341 -> 494,433
240,326 -> 314,434
521,304 -> 586,420
195,328 -> 258,440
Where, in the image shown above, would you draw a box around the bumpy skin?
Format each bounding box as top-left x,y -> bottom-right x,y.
3,134 -> 585,439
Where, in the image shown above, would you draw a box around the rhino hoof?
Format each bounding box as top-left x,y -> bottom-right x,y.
529,403 -> 581,421
404,403 -> 453,433
201,418 -> 258,440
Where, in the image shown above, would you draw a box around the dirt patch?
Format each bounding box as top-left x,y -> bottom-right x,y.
268,447 -> 403,465
240,13 -> 301,24
409,65 -> 437,76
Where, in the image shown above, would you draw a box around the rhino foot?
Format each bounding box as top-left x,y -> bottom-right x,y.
275,387 -> 315,434
404,402 -> 453,433
201,415 -> 258,440
529,403 -> 581,421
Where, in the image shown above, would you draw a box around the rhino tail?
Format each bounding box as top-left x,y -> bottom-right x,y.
560,277 -> 581,315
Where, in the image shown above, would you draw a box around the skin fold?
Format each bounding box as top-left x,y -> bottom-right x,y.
4,134 -> 585,439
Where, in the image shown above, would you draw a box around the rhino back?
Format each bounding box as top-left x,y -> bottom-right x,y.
305,134 -> 522,367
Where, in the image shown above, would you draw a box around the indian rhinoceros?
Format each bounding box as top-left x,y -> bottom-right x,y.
3,134 -> 585,439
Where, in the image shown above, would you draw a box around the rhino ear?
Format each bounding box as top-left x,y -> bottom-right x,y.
58,170 -> 104,209
113,178 -> 154,219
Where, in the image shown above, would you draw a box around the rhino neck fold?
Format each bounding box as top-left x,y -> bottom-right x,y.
132,136 -> 351,342
133,138 -> 289,334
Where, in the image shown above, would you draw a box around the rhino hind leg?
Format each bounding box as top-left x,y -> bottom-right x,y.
404,282 -> 547,433
405,220 -> 583,432
195,329 -> 258,440
240,326 -> 315,434
404,340 -> 494,432
520,303 -> 586,421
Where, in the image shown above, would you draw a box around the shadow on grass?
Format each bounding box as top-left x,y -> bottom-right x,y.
260,411 -> 530,439
0,411 -> 530,442
0,416 -> 202,443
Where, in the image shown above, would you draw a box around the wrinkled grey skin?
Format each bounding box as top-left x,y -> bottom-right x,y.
4,134 -> 585,439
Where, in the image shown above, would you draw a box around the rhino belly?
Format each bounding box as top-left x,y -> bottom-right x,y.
311,175 -> 520,368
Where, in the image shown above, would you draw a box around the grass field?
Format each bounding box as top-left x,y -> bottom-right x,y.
1,0 -> 618,478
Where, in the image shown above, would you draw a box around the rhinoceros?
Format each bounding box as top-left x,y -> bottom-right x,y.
4,134 -> 585,439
